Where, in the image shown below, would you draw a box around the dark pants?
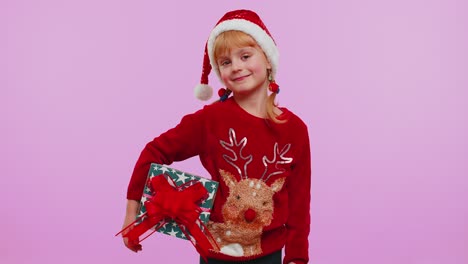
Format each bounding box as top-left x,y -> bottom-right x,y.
199,250 -> 282,264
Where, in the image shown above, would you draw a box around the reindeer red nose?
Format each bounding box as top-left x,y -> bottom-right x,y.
244,208 -> 256,222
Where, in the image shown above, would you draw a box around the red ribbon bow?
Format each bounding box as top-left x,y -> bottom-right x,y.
117,174 -> 218,260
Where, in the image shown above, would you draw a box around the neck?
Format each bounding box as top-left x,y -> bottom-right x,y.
233,87 -> 268,118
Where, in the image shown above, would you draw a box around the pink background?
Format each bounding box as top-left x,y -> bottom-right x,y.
2,0 -> 467,263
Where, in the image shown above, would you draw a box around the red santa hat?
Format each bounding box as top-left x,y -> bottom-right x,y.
194,9 -> 279,101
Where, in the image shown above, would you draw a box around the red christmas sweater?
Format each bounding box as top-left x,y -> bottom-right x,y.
127,97 -> 311,264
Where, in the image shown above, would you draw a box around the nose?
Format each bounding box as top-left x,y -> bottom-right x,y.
231,59 -> 242,72
244,208 -> 256,223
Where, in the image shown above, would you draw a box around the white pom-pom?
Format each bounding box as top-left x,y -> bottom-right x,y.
194,84 -> 213,101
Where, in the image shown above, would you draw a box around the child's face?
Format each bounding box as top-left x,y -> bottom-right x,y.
217,45 -> 271,97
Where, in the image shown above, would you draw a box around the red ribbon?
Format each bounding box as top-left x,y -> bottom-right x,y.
117,174 -> 218,260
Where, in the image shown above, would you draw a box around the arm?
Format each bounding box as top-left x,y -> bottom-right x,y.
121,109 -> 206,250
284,124 -> 311,264
126,109 -> 206,200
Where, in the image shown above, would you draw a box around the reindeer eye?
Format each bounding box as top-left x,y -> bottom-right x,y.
236,195 -> 241,200
263,201 -> 268,206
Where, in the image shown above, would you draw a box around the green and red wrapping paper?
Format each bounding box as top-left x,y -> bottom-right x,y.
117,163 -> 219,259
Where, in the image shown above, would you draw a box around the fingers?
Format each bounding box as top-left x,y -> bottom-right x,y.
121,224 -> 142,253
123,236 -> 142,252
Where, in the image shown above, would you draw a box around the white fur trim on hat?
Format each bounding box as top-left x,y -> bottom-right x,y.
207,19 -> 279,83
194,84 -> 213,101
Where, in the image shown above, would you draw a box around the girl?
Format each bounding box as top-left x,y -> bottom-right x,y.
121,9 -> 311,264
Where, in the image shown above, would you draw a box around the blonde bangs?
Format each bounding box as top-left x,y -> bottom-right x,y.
213,31 -> 257,62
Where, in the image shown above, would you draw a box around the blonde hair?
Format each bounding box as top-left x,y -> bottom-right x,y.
213,31 -> 285,124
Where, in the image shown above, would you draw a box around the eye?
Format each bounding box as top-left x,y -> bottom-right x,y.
262,201 -> 267,206
219,59 -> 231,66
241,54 -> 251,60
236,195 -> 241,200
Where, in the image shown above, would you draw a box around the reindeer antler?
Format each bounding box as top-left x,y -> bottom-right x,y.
261,143 -> 293,182
219,128 -> 253,179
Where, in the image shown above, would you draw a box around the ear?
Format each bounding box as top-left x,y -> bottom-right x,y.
219,169 -> 238,188
266,67 -> 272,81
269,177 -> 285,193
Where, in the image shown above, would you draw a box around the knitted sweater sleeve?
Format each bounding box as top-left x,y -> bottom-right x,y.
126,109 -> 205,200
284,123 -> 311,264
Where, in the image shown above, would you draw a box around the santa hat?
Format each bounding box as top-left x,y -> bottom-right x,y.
194,9 -> 279,101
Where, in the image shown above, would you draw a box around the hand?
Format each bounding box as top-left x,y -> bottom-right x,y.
121,200 -> 142,252
121,214 -> 142,252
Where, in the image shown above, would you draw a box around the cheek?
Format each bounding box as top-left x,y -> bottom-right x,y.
250,62 -> 268,76
259,209 -> 274,223
219,69 -> 230,82
223,203 -> 241,219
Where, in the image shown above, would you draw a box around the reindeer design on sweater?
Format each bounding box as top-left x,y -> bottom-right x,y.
208,128 -> 292,257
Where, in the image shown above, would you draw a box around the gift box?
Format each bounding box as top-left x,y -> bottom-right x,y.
136,163 -> 218,240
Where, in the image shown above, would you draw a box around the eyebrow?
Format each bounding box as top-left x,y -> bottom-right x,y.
233,47 -> 255,55
218,47 -> 255,60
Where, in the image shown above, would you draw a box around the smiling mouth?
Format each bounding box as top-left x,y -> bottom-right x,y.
232,74 -> 251,82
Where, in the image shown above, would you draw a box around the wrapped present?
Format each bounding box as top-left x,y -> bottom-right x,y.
117,163 -> 219,259
138,163 -> 218,239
